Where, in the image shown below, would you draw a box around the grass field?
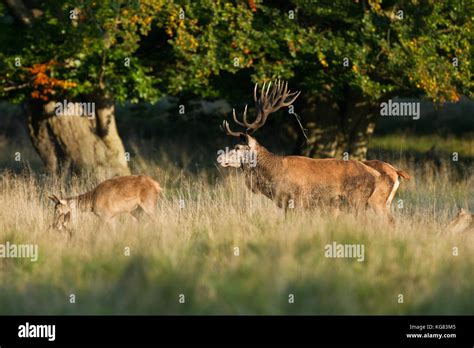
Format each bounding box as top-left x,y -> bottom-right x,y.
369,134 -> 474,158
0,138 -> 473,315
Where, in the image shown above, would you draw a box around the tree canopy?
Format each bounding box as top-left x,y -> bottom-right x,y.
2,0 -> 471,103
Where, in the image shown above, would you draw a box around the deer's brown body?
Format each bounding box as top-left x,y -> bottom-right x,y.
239,141 -> 383,212
219,79 -> 400,220
49,175 -> 161,230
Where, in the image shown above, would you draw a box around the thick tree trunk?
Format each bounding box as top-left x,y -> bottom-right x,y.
298,90 -> 377,161
340,90 -> 378,160
25,95 -> 130,177
5,0 -> 129,177
299,94 -> 340,158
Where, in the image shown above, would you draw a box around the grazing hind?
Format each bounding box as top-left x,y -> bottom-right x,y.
48,175 -> 161,231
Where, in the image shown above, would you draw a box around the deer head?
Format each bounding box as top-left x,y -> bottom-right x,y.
219,80 -> 300,168
48,194 -> 76,231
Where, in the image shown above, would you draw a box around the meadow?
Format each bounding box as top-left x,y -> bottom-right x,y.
0,136 -> 473,315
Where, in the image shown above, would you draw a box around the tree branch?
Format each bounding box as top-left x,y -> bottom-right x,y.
3,82 -> 29,92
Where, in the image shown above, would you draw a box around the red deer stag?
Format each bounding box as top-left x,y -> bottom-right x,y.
218,80 -> 389,219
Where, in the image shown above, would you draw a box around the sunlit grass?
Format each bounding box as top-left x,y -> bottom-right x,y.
0,153 -> 473,314
369,134 -> 474,158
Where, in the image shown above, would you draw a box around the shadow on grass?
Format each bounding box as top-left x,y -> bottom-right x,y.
1,253 -> 473,315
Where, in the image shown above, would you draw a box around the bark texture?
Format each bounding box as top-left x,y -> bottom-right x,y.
25,95 -> 130,177
298,89 -> 377,161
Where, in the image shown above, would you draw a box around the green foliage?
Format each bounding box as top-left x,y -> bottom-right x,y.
0,0 -> 471,105
0,0 -> 165,102
168,0 -> 472,102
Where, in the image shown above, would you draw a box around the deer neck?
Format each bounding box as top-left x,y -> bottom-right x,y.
243,144 -> 281,190
67,191 -> 94,212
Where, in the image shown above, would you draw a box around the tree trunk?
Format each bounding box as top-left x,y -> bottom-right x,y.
299,94 -> 341,158
25,95 -> 130,177
339,90 -> 378,160
298,89 -> 377,161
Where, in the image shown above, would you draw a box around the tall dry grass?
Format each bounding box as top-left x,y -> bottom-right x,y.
0,152 -> 473,314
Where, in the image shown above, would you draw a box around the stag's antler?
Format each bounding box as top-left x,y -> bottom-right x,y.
221,79 -> 301,136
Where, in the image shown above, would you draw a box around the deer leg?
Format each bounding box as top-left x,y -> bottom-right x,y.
105,216 -> 117,229
384,179 -> 398,225
327,196 -> 342,218
284,203 -> 295,219
129,208 -> 143,222
372,203 -> 392,224
386,179 -> 400,208
285,206 -> 298,220
347,193 -> 365,217
329,205 -> 341,218
367,186 -> 392,224
371,176 -> 397,224
96,213 -> 116,230
280,195 -> 296,219
138,200 -> 157,223
129,212 -> 139,223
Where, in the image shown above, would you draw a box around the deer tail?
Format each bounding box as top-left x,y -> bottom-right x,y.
397,170 -> 410,180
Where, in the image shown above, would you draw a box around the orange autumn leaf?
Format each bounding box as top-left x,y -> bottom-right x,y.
26,61 -> 77,100
248,0 -> 257,12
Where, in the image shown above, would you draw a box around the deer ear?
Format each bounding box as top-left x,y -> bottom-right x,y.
48,194 -> 67,205
48,194 -> 60,204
